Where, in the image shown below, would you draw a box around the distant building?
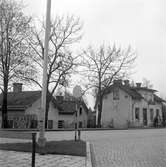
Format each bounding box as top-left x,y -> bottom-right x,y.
95,80 -> 165,128
0,83 -> 89,129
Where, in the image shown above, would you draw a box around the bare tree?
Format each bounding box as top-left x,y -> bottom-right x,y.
0,0 -> 34,128
25,15 -> 82,128
82,44 -> 136,127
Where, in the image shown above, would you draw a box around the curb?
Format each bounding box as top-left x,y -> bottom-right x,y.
86,141 -> 92,167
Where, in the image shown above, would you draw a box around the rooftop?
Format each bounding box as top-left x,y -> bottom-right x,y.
0,91 -> 41,108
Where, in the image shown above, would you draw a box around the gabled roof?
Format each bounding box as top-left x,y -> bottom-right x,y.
94,84 -> 143,109
103,84 -> 143,100
154,94 -> 166,103
0,91 -> 59,112
0,91 -> 41,108
0,90 -> 89,115
133,87 -> 157,92
57,100 -> 77,115
57,99 -> 89,115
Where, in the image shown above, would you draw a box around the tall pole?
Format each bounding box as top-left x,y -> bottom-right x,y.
38,0 -> 51,147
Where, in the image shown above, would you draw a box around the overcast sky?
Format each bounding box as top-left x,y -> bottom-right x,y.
22,0 -> 166,105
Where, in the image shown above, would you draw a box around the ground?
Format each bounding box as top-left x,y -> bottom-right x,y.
86,129 -> 166,167
0,128 -> 166,167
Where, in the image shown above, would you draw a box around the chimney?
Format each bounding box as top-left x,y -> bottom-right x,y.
124,80 -> 130,86
56,95 -> 64,102
13,83 -> 22,93
136,82 -> 141,88
113,79 -> 122,85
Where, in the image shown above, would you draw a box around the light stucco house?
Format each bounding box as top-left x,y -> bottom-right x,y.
0,83 -> 89,129
95,80 -> 165,128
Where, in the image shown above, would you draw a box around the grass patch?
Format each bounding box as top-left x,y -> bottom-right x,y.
0,140 -> 86,156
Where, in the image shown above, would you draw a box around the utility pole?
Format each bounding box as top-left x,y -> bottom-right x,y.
38,0 -> 51,148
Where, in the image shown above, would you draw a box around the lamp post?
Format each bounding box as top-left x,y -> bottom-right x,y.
38,0 -> 51,148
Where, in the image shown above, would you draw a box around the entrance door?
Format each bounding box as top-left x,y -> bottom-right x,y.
143,108 -> 147,126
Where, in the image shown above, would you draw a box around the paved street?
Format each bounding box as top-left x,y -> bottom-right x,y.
0,128 -> 166,167
45,129 -> 166,167
85,129 -> 166,167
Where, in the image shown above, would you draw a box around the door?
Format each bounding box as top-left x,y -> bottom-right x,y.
143,108 -> 147,126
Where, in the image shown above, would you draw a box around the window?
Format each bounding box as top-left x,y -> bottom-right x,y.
58,120 -> 64,128
150,109 -> 154,121
125,95 -> 128,98
79,121 -> 82,128
75,123 -> 77,129
79,107 -> 82,115
48,120 -> 53,129
156,109 -> 159,116
113,88 -> 119,100
8,120 -> 13,128
30,120 -> 38,129
135,108 -> 140,120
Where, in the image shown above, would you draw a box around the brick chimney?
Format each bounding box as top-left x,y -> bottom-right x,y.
113,79 -> 122,85
136,82 -> 141,88
124,80 -> 130,86
13,83 -> 22,93
56,95 -> 64,102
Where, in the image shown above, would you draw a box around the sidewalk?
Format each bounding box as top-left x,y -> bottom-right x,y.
0,137 -> 86,167
0,150 -> 86,167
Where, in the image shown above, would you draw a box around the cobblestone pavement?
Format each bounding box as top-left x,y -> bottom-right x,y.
38,129 -> 166,167
0,135 -> 85,167
84,129 -> 166,167
0,150 -> 85,167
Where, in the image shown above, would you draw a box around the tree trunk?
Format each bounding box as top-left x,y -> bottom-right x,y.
97,80 -> 102,128
97,96 -> 103,128
1,77 -> 8,128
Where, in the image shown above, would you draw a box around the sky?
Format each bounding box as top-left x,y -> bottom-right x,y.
22,0 -> 166,106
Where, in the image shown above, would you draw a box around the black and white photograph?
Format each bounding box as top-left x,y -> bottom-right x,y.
0,0 -> 165,166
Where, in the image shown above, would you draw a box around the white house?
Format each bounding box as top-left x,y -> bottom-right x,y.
95,80 -> 164,128
0,83 -> 89,129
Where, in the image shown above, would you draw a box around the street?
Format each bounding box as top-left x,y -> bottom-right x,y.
0,128 -> 166,167
46,128 -> 166,167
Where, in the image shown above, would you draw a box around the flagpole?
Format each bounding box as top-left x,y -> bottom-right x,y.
38,0 -> 51,148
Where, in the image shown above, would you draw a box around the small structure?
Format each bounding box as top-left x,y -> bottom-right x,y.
56,95 -> 89,129
95,80 -> 165,128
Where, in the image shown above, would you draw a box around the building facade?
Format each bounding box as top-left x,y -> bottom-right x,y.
0,83 -> 89,129
95,80 -> 164,128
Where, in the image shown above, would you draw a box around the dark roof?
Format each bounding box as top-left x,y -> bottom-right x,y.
122,86 -> 143,99
0,91 -> 41,108
103,84 -> 143,100
57,100 -> 89,115
0,90 -> 89,114
154,94 -> 166,103
133,87 -> 157,92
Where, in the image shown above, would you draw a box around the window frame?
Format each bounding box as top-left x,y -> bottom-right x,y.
48,120 -> 53,129
135,107 -> 140,121
79,107 -> 82,115
150,109 -> 154,122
